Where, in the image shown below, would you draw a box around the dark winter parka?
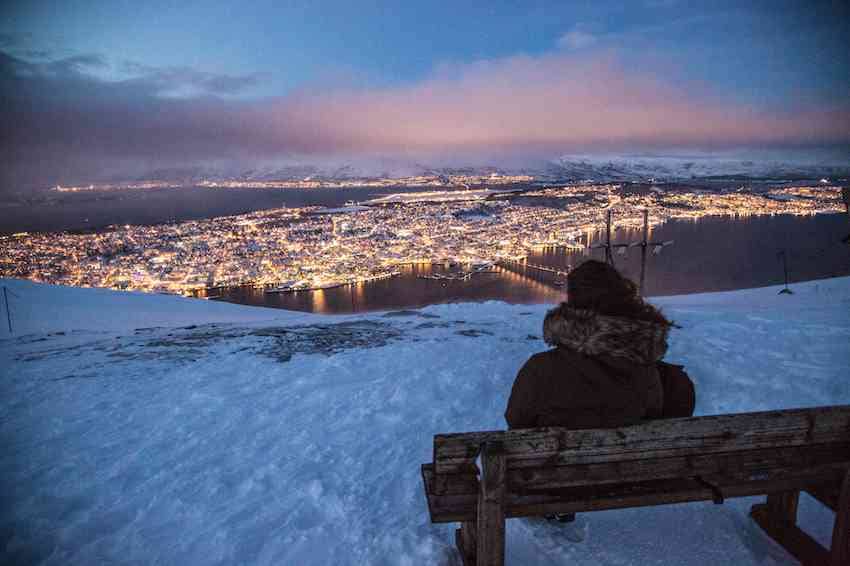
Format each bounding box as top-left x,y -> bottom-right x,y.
505,304 -> 670,430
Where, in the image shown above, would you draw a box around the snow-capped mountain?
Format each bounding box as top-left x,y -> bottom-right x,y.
544,154 -> 850,182
127,152 -> 850,185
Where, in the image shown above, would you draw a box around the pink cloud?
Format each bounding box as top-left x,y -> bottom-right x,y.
2,48 -> 849,189
265,52 -> 849,154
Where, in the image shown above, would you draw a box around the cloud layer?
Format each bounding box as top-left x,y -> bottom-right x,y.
277,53 -> 850,151
557,25 -> 598,50
1,48 -> 848,189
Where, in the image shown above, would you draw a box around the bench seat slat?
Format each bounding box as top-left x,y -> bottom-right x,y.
434,406 -> 850,475
424,463 -> 846,523
428,442 -> 850,497
509,442 -> 850,491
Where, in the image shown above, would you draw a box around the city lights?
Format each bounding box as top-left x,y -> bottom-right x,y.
2,184 -> 843,295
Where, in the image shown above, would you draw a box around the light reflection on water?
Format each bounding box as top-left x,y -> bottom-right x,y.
202,213 -> 850,314
201,263 -> 564,315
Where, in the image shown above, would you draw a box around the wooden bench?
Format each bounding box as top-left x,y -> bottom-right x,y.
421,405 -> 850,566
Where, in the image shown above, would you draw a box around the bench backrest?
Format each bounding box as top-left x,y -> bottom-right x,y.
433,405 -> 850,492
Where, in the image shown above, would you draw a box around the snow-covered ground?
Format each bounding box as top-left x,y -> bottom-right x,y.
0,279 -> 319,338
1,277 -> 849,565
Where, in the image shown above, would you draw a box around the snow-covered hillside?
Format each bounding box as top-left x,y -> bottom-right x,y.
68,150 -> 850,188
547,153 -> 850,182
2,277 -> 849,565
0,279 -> 317,338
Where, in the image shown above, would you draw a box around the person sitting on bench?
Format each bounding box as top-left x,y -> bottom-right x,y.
505,260 -> 694,522
506,259 -> 694,431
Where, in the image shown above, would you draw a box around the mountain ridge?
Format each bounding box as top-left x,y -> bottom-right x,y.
124,154 -> 850,185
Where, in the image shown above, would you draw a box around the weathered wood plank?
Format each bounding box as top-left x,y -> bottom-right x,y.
428,443 -> 850,498
456,522 -> 476,566
421,464 -> 441,521
433,470 -> 479,495
751,502 -> 830,566
426,469 -> 846,523
507,443 -> 850,491
830,469 -> 850,566
434,406 -> 850,474
476,442 -> 506,566
509,471 -> 844,519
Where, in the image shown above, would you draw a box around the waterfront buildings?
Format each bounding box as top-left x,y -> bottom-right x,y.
1,184 -> 843,295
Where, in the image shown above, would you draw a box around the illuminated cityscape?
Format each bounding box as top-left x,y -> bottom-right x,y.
2,183 -> 843,295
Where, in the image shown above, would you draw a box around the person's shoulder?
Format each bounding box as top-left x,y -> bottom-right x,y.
527,348 -> 560,362
526,347 -> 585,367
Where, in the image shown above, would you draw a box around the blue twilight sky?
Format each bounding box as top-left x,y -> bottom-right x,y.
0,1 -> 848,188
3,0 -> 849,102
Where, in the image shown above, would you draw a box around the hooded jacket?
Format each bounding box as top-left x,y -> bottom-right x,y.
505,304 -> 669,430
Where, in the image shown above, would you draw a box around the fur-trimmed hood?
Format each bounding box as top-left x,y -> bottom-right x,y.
543,303 -> 670,364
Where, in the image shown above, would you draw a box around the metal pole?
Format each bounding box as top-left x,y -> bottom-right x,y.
777,250 -> 793,295
782,252 -> 789,289
639,210 -> 649,296
3,286 -> 11,334
605,210 -> 613,265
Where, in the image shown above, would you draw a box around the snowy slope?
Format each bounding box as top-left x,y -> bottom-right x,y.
0,278 -> 323,338
1,277 -> 849,565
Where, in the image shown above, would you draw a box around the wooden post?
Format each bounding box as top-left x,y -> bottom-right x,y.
751,490 -> 831,565
476,441 -> 506,566
830,470 -> 850,566
456,521 -> 477,566
767,491 -> 800,523
605,210 -> 613,265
